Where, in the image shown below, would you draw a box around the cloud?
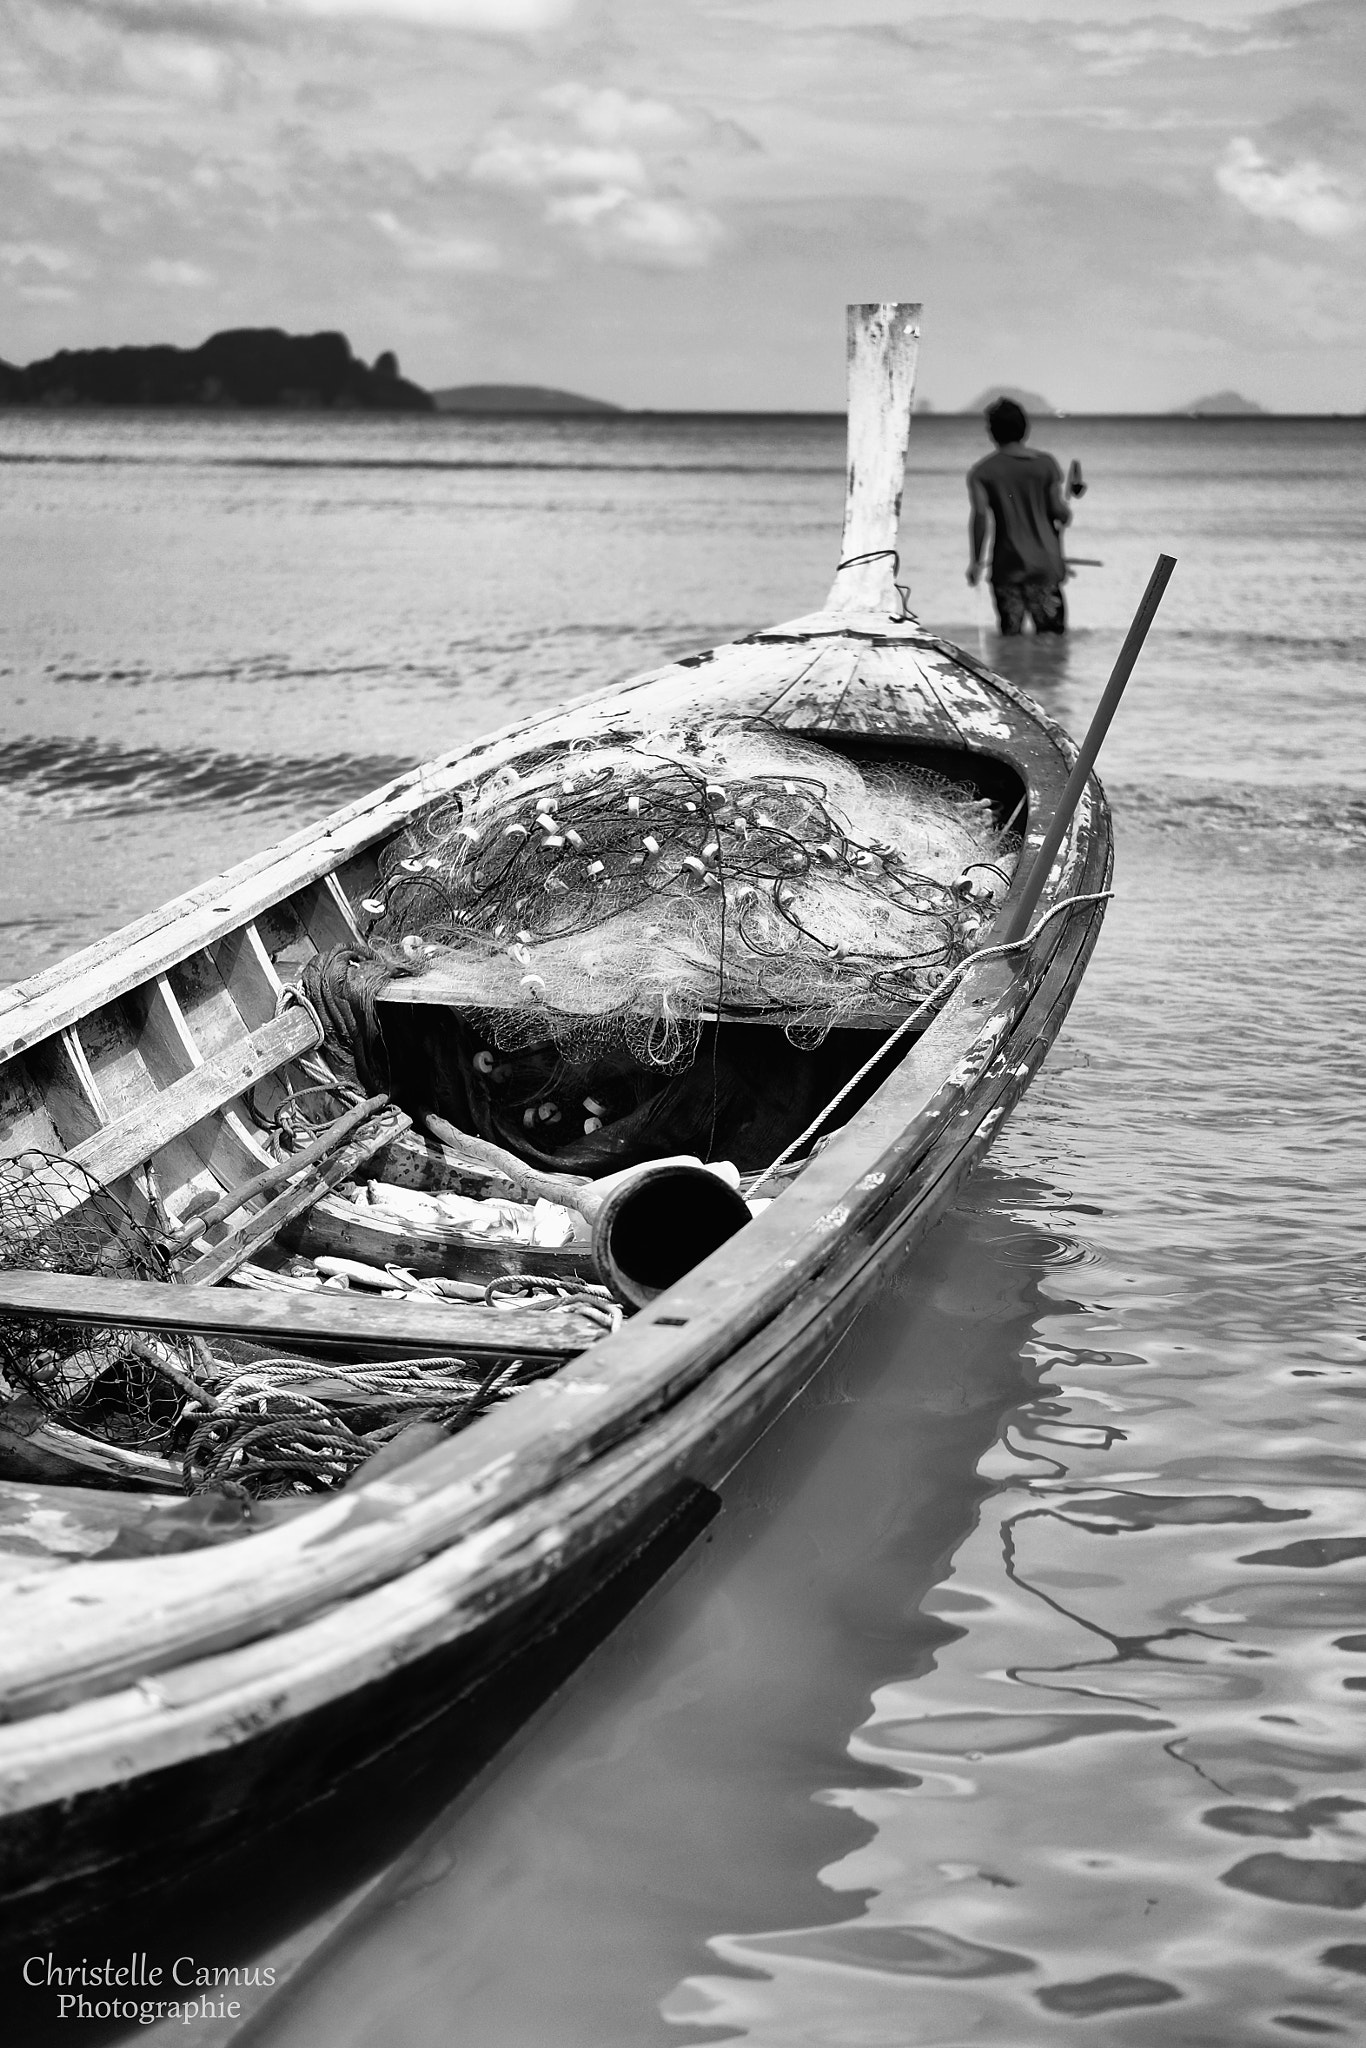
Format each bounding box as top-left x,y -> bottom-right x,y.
469,137 -> 648,192
0,243 -> 85,302
60,0 -> 576,28
107,35 -> 233,99
545,189 -> 722,264
370,208 -> 500,269
537,82 -> 691,147
283,0 -> 574,24
467,78 -> 725,266
1185,248 -> 1362,346
1062,10 -> 1300,78
1216,136 -> 1359,237
0,242 -> 81,274
144,256 -> 212,283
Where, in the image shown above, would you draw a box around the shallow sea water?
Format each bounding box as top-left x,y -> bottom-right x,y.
2,411 -> 1365,2045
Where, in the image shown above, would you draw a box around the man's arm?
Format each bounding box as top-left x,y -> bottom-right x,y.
967,475 -> 989,586
1046,458 -> 1072,533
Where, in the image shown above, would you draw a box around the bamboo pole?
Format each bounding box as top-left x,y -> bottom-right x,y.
995,553 -> 1176,949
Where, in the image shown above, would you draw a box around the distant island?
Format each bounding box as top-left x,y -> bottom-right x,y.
432,384 -> 622,415
0,329 -> 433,411
1176,390 -> 1269,416
964,386 -> 1057,417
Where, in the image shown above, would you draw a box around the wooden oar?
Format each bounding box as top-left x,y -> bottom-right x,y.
0,1270 -> 599,1361
170,1093 -> 391,1240
182,1107 -> 411,1287
995,552 -> 1175,950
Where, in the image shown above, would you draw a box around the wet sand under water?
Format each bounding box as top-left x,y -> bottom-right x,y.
2,413 -> 1363,2045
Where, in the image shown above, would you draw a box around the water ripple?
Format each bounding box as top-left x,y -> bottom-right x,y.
0,734 -> 410,816
1110,778 -> 1366,845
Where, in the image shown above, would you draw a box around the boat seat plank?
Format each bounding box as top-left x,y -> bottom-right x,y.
0,1271 -> 596,1361
22,1009 -> 322,1219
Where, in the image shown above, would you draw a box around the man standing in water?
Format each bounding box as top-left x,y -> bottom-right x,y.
967,398 -> 1071,634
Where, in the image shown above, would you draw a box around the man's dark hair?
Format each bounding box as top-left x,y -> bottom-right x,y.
987,397 -> 1028,445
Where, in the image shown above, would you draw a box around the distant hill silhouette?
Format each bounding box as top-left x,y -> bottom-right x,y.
433,384 -> 622,414
963,386 -> 1058,418
0,330 -> 433,410
1177,390 -> 1269,416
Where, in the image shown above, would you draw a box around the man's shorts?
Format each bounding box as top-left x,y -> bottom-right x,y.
992,576 -> 1066,636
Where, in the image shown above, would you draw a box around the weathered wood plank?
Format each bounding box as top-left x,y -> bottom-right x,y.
762,641 -> 865,731
295,875 -> 364,954
147,969 -> 277,1186
0,1269 -> 596,1361
0,1415 -> 185,1491
209,923 -> 286,1032
833,643 -> 966,745
17,1037 -> 102,1155
0,1054 -> 68,1161
58,1025 -> 110,1124
825,303 -> 921,615
0,1480 -> 308,1561
19,1010 -> 321,1222
136,977 -> 273,1202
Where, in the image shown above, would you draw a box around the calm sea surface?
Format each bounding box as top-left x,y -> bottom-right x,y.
3,412 -> 1365,2045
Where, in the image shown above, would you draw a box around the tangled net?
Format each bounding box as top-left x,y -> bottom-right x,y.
0,1154 -> 566,1500
0,1153 -> 197,1464
360,719 -> 1015,1070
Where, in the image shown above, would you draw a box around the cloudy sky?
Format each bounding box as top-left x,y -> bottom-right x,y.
2,0 -> 1362,409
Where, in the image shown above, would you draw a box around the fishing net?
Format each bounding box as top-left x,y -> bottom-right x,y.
0,1154 -> 194,1465
359,719 -> 1015,1073
0,1154 -> 572,1500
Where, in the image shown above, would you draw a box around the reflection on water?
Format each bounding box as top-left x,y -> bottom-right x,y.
977,624 -> 1075,699
660,790 -> 1366,2040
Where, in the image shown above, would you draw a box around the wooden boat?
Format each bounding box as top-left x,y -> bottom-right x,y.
0,305 -> 1115,1938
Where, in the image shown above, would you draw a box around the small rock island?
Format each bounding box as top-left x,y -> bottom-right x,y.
432,384 -> 622,414
0,329 -> 434,411
1176,390 -> 1269,417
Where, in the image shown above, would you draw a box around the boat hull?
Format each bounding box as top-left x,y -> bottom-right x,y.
0,807 -> 1107,1934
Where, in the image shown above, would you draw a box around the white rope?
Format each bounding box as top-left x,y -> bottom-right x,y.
745,888 -> 1114,1197
208,1356 -> 482,1404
